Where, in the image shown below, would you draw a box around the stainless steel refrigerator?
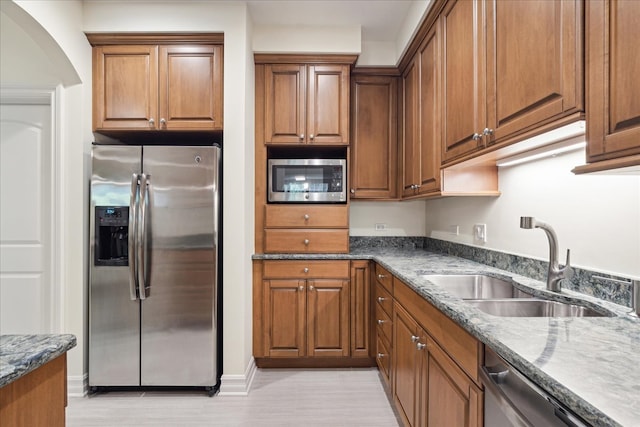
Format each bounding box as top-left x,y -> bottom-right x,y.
89,145 -> 220,393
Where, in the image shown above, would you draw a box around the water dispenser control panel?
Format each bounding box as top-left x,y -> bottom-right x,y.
95,206 -> 129,266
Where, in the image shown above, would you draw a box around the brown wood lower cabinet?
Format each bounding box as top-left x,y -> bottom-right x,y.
391,274 -> 483,427
254,260 -> 374,366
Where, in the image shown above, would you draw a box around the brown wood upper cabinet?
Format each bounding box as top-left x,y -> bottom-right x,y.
264,63 -> 350,145
574,0 -> 640,173
91,39 -> 223,132
350,74 -> 399,199
441,0 -> 583,164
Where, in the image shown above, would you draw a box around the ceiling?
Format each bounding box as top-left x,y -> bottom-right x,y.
247,0 -> 420,42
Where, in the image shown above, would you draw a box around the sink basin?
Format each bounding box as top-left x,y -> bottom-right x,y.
465,299 -> 611,317
420,274 -> 533,299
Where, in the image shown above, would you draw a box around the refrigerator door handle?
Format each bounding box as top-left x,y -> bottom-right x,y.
138,173 -> 150,300
128,173 -> 139,301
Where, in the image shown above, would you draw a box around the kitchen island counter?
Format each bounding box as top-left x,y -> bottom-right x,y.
254,248 -> 640,427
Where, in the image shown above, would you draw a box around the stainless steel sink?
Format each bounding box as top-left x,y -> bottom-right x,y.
465,299 -> 611,317
420,274 -> 533,299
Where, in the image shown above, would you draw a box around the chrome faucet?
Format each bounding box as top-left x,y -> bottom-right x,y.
520,217 -> 573,292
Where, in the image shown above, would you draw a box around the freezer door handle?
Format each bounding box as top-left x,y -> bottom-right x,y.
128,173 -> 139,300
138,173 -> 150,300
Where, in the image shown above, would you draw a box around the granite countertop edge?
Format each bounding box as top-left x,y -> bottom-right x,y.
0,334 -> 77,388
253,250 -> 640,427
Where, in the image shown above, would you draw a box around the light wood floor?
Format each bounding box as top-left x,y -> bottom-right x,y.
67,368 -> 400,426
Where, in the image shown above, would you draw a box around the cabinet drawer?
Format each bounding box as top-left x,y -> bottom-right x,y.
376,334 -> 392,387
375,283 -> 393,317
375,264 -> 393,293
263,260 -> 350,279
264,229 -> 349,253
265,205 -> 348,228
375,303 -> 393,344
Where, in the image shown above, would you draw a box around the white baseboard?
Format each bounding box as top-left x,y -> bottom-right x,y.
67,373 -> 88,397
217,357 -> 257,396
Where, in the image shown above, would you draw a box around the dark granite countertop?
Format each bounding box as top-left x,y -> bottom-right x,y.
0,334 -> 77,387
254,248 -> 640,427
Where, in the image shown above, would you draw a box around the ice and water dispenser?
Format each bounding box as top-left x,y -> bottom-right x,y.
94,206 -> 129,266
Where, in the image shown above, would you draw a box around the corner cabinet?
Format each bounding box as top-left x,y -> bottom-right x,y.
87,34 -> 224,132
350,73 -> 399,199
574,0 -> 640,174
257,55 -> 355,146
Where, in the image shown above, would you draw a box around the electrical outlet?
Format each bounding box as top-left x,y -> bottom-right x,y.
474,224 -> 487,243
375,223 -> 387,231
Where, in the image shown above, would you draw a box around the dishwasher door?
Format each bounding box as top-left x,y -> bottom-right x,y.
481,347 -> 590,427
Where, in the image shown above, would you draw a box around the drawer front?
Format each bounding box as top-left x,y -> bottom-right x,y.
375,264 -> 393,293
376,335 -> 391,387
264,229 -> 349,253
265,205 -> 348,228
375,283 -> 393,317
263,260 -> 350,279
375,303 -> 393,343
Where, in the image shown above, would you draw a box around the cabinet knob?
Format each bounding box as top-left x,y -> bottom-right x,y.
411,335 -> 419,343
304,239 -> 310,246
377,353 -> 386,358
483,127 -> 494,136
350,188 -> 355,194
300,134 -> 305,141
149,118 -> 155,127
303,268 -> 309,273
377,297 -> 386,303
309,134 -> 314,140
309,285 -> 314,291
160,118 -> 166,126
377,319 -> 386,325
377,274 -> 386,279
299,285 -> 304,291
416,342 -> 426,351
472,132 -> 482,141
304,214 -> 310,220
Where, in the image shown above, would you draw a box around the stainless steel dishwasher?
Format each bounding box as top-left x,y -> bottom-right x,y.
480,347 -> 591,427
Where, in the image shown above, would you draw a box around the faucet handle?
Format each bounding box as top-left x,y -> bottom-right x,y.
563,249 -> 574,281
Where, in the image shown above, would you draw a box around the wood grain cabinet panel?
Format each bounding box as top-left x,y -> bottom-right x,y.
307,279 -> 350,357
575,0 -> 640,172
350,74 -> 398,199
264,205 -> 348,228
92,42 -> 223,132
263,279 -> 307,357
264,63 -> 350,145
350,260 -> 371,358
264,229 -> 349,254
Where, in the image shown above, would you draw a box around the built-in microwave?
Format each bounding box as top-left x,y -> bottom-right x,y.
268,158 -> 347,203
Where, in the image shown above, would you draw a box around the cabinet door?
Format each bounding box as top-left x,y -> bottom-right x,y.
306,279 -> 350,357
426,340 -> 482,427
264,64 -> 306,144
586,0 -> 640,162
350,261 -> 370,357
417,24 -> 442,195
158,45 -> 223,130
93,45 -> 158,130
486,0 -> 582,143
263,279 -> 306,357
402,56 -> 420,197
307,65 -> 350,145
350,75 -> 398,199
441,0 -> 486,163
393,303 -> 420,426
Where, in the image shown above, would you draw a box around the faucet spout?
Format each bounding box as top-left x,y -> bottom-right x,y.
520,216 -> 572,292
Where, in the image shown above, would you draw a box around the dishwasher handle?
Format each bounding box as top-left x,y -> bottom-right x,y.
480,365 -> 535,427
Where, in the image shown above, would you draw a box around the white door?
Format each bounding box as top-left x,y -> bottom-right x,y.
0,101 -> 53,333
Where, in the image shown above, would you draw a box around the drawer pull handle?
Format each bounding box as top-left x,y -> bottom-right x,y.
303,268 -> 309,273
416,342 -> 426,351
411,335 -> 419,343
377,297 -> 386,303
377,274 -> 386,279
377,320 -> 386,325
304,214 -> 310,220
304,239 -> 310,245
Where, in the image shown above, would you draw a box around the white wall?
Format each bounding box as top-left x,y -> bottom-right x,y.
424,148 -> 640,278
253,25 -> 360,54
350,200 -> 426,236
